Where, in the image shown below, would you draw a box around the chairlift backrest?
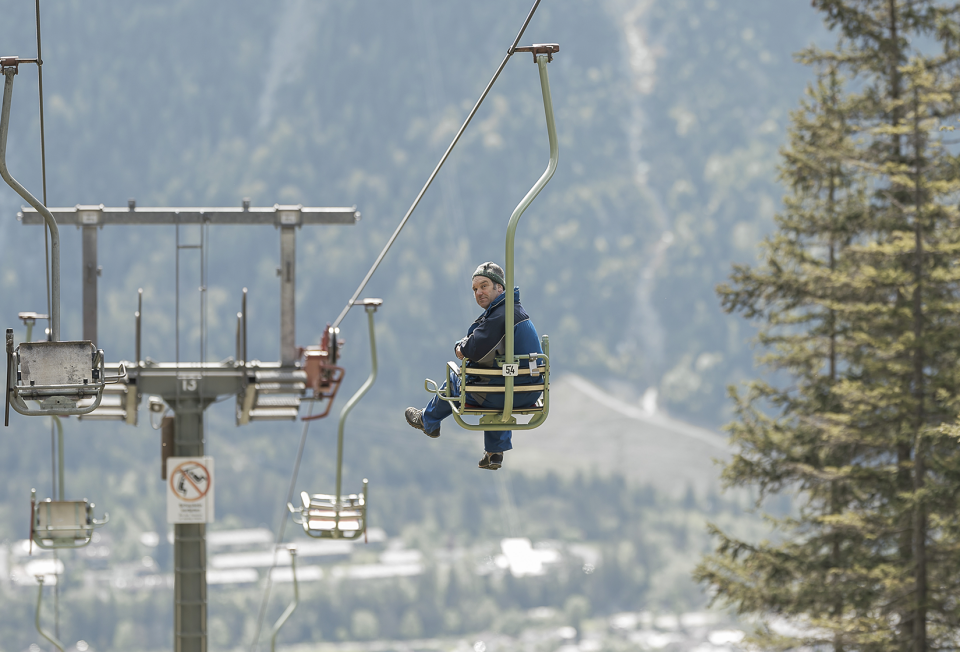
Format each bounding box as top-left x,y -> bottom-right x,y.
20,341 -> 97,387
32,499 -> 101,549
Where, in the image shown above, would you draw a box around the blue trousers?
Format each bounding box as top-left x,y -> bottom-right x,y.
421,366 -> 541,453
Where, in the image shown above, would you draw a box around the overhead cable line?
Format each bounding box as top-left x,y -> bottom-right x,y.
249,401 -> 315,652
330,0 -> 543,330
34,1 -> 61,640
35,0 -> 52,331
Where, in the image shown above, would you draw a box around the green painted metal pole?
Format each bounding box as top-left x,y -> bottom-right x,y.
270,548 -> 299,652
35,577 -> 65,652
54,416 -> 63,501
26,315 -> 65,499
334,300 -> 380,515
502,53 -> 558,422
0,67 -> 61,342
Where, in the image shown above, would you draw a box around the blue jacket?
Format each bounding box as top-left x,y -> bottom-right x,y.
457,287 -> 543,386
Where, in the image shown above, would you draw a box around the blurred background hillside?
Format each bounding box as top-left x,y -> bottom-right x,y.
0,1 -> 823,650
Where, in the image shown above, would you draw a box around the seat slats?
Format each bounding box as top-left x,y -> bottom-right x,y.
255,396 -> 301,408
248,407 -> 299,421
462,384 -> 545,394
255,381 -> 307,394
462,397 -> 545,415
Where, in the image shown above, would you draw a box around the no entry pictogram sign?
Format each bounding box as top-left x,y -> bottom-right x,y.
167,457 -> 215,523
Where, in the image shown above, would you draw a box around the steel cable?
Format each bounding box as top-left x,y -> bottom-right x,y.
251,4 -> 545,647
249,400 -> 314,652
330,0 -> 542,330
34,1 -> 60,639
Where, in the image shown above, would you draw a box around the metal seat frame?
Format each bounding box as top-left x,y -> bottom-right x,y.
423,46 -> 558,432
425,333 -> 550,431
1,59 -> 122,422
6,335 -> 125,419
288,299 -> 380,540
30,489 -> 108,551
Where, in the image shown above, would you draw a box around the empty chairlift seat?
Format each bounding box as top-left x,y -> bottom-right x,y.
6,335 -> 126,418
236,369 -> 307,424
288,481 -> 368,540
31,494 -> 108,550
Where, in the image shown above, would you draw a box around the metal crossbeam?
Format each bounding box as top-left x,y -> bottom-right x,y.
18,204 -> 360,226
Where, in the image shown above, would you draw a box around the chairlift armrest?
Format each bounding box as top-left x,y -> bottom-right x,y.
4,334 -> 11,427
424,377 -> 441,395
103,361 -> 127,384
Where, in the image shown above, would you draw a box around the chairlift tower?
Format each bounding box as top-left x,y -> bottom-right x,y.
19,202 -> 359,652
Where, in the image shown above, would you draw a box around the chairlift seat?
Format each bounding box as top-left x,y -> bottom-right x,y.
424,334 -> 550,431
462,396 -> 545,415
31,498 -> 107,550
6,334 -> 125,418
236,368 -> 307,425
289,485 -> 368,540
18,341 -> 100,399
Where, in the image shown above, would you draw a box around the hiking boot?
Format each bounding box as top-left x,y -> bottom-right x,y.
404,407 -> 440,438
478,452 -> 503,470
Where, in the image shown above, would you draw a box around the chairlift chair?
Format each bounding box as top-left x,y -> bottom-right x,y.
30,489 -> 108,551
426,334 -> 550,431
424,44 -> 559,432
288,299 -> 380,540
6,333 -> 126,420
1,59 -> 122,423
290,483 -> 368,540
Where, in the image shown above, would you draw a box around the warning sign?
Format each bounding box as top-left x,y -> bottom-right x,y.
167,457 -> 215,524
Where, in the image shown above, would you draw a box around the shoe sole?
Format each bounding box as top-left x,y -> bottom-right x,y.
405,410 -> 440,438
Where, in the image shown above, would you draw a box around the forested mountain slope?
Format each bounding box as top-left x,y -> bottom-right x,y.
0,0 -> 823,428
0,2 -> 828,648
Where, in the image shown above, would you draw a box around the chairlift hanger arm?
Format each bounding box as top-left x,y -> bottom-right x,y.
35,577 -> 65,652
334,299 -> 380,510
270,547 -> 299,652
501,49 -> 559,423
0,64 -> 61,341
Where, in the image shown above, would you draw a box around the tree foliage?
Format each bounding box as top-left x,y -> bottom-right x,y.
696,2 -> 960,650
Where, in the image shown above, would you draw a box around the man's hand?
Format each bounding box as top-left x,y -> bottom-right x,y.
455,345 -> 464,360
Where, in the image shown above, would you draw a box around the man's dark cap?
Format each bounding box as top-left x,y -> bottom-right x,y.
472,262 -> 505,289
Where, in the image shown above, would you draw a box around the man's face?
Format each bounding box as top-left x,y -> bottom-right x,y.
472,276 -> 503,310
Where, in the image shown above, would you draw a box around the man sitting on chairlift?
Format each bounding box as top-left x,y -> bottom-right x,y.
405,262 -> 543,470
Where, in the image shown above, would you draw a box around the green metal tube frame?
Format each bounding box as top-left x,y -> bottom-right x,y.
502,53 -> 558,422
35,576 -> 65,652
30,487 -> 109,551
0,65 -> 61,342
422,52 -> 557,431
424,335 -> 550,431
30,409 -> 109,550
285,298 -> 378,539
270,547 -> 299,652
332,300 -> 379,531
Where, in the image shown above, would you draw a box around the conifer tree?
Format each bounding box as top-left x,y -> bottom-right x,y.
695,2 -> 960,650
